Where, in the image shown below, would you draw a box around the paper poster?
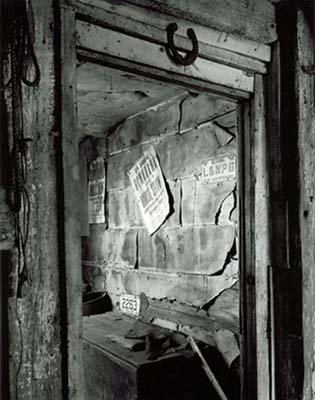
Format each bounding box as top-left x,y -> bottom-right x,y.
201,154 -> 236,183
88,157 -> 106,224
128,146 -> 170,235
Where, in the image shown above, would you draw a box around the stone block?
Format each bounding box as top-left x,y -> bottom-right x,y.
107,144 -> 149,190
157,125 -> 218,180
106,259 -> 238,308
84,227 -> 138,268
181,178 -> 196,226
108,95 -> 183,153
138,225 -> 235,275
195,180 -> 236,225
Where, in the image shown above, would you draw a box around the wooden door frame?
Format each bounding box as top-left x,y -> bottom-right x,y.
59,2 -> 275,399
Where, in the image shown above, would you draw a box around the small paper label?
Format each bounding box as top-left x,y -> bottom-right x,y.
119,293 -> 140,317
201,154 -> 236,183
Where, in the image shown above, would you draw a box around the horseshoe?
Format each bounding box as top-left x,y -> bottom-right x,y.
165,22 -> 199,66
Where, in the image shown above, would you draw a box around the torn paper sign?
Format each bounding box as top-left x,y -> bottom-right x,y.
128,146 -> 170,235
88,157 -> 106,224
202,154 -> 236,184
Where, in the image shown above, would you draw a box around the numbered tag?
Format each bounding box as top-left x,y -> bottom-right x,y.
119,293 -> 140,317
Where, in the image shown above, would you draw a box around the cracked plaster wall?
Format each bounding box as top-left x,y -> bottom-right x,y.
82,93 -> 239,330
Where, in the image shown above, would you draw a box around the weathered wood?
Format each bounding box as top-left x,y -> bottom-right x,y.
268,3 -> 304,398
76,0 -> 271,60
77,21 -> 254,94
188,336 -> 228,400
6,0 -> 63,398
60,6 -> 84,400
238,101 -> 257,400
253,75 -> 271,400
144,287 -> 239,334
0,186 -> 14,250
69,0 -> 269,73
77,48 -> 250,101
296,5 -> 315,400
73,0 -> 277,44
83,312 -> 237,399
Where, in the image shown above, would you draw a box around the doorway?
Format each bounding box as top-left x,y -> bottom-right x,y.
59,3 -> 272,399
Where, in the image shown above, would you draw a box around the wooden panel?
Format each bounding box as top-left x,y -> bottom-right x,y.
76,21 -> 255,93
83,341 -> 137,400
60,7 -> 84,400
70,0 -> 269,73
72,0 -> 276,45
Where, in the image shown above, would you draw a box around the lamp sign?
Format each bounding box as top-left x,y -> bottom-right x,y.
201,154 -> 236,183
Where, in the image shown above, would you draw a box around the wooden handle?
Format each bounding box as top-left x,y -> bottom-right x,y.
188,336 -> 229,400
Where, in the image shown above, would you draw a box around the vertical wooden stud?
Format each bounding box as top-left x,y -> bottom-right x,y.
296,6 -> 315,400
253,74 -> 271,400
238,101 -> 257,400
60,6 -> 84,400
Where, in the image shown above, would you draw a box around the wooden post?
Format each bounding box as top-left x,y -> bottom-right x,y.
253,74 -> 272,400
238,101 -> 257,400
296,5 -> 315,400
60,6 -> 84,400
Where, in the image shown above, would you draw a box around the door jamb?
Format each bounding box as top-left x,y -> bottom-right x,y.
59,5 -> 273,400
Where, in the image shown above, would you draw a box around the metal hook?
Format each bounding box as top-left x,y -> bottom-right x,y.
165,22 -> 199,66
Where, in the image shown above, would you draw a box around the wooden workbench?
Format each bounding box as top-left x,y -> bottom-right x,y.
83,312 -> 234,400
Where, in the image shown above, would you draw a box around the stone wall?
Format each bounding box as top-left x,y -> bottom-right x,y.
82,92 -> 239,330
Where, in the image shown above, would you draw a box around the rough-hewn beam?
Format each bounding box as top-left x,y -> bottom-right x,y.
76,21 -> 255,94
60,6 -> 84,400
6,0 -> 63,398
69,0 -> 270,74
296,5 -> 315,400
117,0 -> 277,44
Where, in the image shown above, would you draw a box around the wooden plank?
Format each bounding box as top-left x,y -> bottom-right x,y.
77,48 -> 249,101
69,0 -> 268,73
238,101 -> 257,400
268,3 -> 303,397
60,7 -> 84,400
73,0 -> 276,45
145,288 -> 239,334
253,74 -> 271,400
76,21 -> 254,94
296,6 -> 315,400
